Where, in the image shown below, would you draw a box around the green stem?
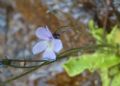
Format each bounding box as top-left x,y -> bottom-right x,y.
2,44 -> 116,84
1,44 -> 115,68
2,61 -> 51,84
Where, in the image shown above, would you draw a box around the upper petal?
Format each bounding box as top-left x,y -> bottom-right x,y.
42,49 -> 56,61
32,41 -> 48,55
35,26 -> 53,40
52,39 -> 63,53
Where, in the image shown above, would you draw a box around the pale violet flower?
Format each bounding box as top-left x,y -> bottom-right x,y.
32,26 -> 63,60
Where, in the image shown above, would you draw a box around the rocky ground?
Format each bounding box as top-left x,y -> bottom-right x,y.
0,0 -> 118,86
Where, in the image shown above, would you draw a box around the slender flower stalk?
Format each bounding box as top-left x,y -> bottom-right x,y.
1,44 -> 117,84
0,44 -> 116,68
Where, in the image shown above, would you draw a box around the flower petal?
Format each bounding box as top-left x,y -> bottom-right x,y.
42,49 -> 56,61
32,41 -> 47,55
35,26 -> 53,40
53,39 -> 63,53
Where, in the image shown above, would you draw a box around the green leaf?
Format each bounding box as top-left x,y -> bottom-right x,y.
88,19 -> 95,31
109,64 -> 120,77
88,20 -> 104,44
100,69 -> 110,86
107,25 -> 120,45
111,73 -> 120,86
63,52 -> 120,77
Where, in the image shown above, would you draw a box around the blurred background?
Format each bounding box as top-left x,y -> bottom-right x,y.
0,0 -> 119,86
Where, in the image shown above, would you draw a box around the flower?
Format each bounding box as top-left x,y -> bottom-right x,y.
32,26 -> 63,60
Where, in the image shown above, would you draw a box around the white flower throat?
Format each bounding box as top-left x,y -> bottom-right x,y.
47,39 -> 54,50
